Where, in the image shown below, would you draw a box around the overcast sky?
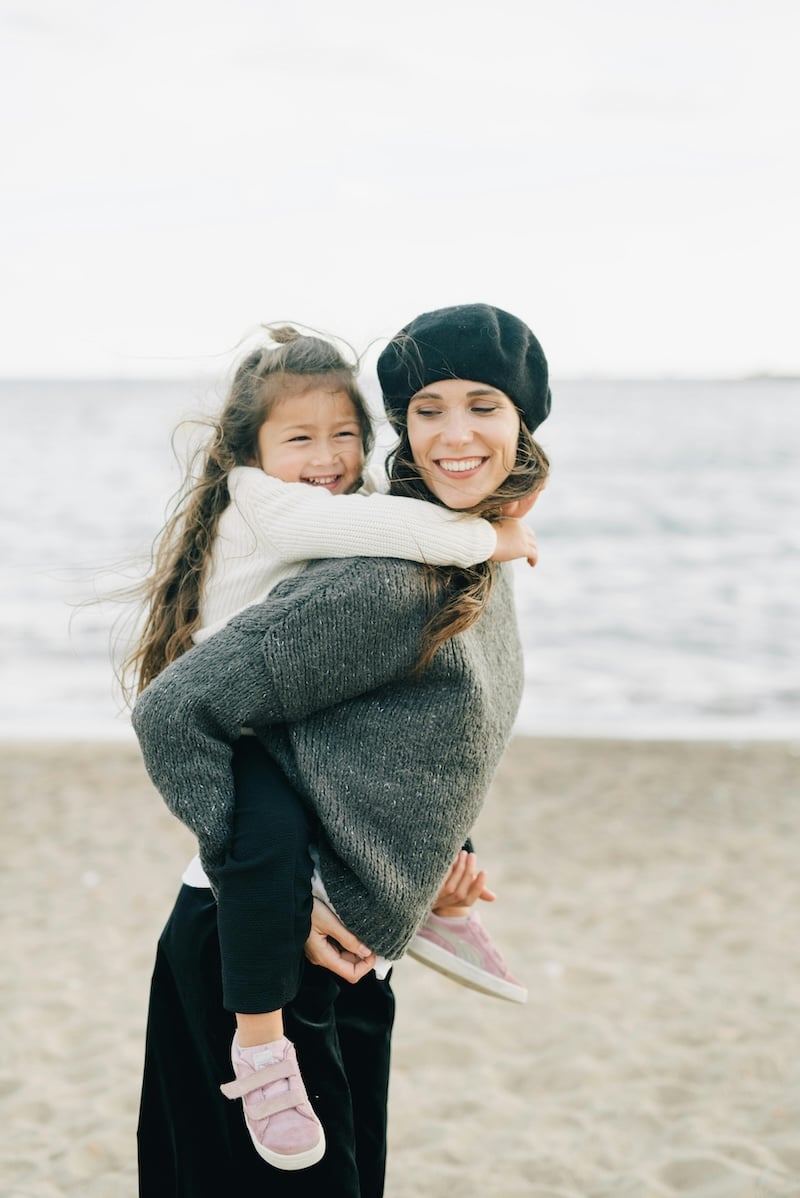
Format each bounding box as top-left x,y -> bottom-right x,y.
2,0 -> 798,379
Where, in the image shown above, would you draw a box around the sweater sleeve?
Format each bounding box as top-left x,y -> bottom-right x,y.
229,466 -> 496,567
131,557 -> 433,879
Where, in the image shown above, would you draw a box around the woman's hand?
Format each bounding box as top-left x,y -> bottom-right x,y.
430,850 -> 497,917
304,898 -> 377,984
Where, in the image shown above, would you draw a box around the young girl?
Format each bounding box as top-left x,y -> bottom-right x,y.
127,325 -> 540,1171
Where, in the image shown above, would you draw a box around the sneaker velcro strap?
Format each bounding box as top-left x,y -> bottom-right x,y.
244,1088 -> 308,1121
219,1059 -> 294,1101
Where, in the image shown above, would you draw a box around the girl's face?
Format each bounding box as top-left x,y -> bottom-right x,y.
256,387 -> 364,494
406,378 -> 521,509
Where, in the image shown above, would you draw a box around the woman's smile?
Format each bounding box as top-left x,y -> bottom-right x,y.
436,457 -> 485,473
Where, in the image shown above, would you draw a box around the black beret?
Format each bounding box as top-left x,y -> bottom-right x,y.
377,303 -> 551,432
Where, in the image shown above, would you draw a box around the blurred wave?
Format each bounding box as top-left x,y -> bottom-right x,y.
2,377 -> 798,740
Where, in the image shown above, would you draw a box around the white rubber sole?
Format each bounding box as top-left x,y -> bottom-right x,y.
406,936 -> 528,1003
241,1107 -> 326,1171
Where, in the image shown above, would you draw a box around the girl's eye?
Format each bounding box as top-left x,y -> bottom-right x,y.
335,430 -> 358,439
288,435 -> 311,443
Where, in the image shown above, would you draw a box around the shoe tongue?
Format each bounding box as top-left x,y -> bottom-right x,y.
253,1047 -> 276,1069
251,1039 -> 289,1070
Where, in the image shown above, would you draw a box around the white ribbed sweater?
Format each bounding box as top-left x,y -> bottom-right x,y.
195,466 -> 497,642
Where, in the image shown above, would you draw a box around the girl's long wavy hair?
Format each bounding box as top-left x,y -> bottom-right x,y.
387,416 -> 550,673
122,326 -> 373,698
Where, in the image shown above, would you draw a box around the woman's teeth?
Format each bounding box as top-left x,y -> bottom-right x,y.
437,458 -> 483,473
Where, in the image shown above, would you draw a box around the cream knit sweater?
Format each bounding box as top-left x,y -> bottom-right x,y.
196,466 -> 497,642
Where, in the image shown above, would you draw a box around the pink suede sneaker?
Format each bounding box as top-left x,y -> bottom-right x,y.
220,1035 -> 325,1171
407,910 -> 528,1003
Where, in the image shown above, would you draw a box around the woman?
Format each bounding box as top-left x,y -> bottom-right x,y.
132,302 -> 551,1196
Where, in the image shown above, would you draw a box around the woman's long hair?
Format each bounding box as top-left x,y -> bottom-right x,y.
387,418 -> 550,672
122,326 -> 372,699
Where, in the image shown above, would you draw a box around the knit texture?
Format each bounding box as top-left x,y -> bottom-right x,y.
196,466 -> 496,643
132,556 -> 523,959
377,303 -> 551,433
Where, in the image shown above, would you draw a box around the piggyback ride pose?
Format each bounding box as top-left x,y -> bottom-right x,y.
131,305 -> 551,1195
127,322 -> 542,1175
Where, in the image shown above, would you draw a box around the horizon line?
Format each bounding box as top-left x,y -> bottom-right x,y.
0,371 -> 798,386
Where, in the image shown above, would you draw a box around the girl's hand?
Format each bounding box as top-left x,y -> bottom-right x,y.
431,850 -> 497,917
490,517 -> 538,567
304,898 -> 377,983
499,485 -> 545,521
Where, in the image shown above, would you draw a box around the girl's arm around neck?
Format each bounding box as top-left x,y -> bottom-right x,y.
230,466 -> 496,567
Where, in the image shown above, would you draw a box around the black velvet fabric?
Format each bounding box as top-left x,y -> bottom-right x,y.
137,884 -> 395,1197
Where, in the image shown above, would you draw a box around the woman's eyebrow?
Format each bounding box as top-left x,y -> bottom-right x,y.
411,386 -> 503,400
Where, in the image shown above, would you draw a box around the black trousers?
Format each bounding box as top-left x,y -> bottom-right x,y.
137,884 -> 395,1198
217,737 -> 474,1015
217,737 -> 315,1013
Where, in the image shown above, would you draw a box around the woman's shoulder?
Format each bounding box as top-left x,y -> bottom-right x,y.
262,555 -> 429,620
296,554 -> 427,592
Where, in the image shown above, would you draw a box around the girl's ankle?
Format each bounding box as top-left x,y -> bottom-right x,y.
236,1010 -> 285,1048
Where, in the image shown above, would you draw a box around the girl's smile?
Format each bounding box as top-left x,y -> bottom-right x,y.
406,378 -> 521,509
256,387 -> 364,495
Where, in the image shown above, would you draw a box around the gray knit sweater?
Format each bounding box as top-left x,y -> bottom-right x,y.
132,556 -> 523,959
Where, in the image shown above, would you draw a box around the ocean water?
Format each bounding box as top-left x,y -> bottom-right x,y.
2,377 -> 798,741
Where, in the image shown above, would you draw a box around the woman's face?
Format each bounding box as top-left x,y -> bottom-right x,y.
406,378 -> 521,509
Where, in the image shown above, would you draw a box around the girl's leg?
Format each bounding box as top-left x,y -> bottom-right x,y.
137,883 -> 392,1197
216,736 -> 314,1017
409,841 -> 528,1003
215,738 -> 326,1168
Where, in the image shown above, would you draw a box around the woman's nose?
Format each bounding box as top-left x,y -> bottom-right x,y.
440,412 -> 472,446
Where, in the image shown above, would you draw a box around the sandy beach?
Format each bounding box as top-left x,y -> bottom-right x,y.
2,736 -> 799,1197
